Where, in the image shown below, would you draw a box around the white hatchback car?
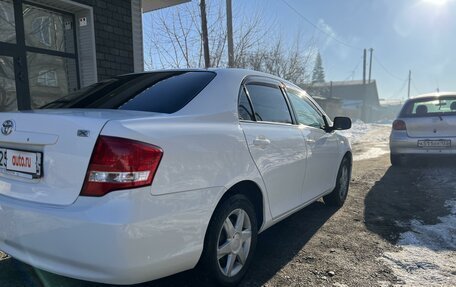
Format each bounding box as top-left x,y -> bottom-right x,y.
390,92 -> 456,166
0,69 -> 352,286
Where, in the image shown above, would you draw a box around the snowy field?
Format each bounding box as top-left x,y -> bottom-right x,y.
337,120 -> 391,161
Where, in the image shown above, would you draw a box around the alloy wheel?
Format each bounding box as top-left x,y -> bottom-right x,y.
216,208 -> 252,277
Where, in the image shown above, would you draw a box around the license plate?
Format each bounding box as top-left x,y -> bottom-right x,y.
0,148 -> 42,178
417,140 -> 451,148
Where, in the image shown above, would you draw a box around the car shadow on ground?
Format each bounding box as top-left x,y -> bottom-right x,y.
0,201 -> 339,287
364,157 -> 456,246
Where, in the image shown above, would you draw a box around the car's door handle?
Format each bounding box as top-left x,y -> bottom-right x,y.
253,137 -> 271,147
305,139 -> 315,144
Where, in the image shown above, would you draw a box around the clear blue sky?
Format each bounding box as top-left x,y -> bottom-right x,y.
143,0 -> 456,100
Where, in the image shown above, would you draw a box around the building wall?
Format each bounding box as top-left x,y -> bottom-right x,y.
0,0 -> 139,111
74,0 -> 135,80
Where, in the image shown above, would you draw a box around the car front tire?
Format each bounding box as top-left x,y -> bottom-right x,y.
200,194 -> 258,287
324,156 -> 351,207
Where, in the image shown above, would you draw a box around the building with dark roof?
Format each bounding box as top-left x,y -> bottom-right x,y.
303,80 -> 381,122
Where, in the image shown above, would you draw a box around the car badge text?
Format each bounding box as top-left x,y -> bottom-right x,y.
77,130 -> 90,137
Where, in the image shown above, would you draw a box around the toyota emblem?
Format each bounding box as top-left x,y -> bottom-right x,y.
1,120 -> 15,136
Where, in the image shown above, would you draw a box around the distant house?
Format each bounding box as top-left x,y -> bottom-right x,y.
302,80 -> 381,122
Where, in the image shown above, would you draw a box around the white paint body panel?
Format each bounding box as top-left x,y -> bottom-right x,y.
0,69 -> 351,284
300,126 -> 340,200
240,122 -> 307,218
0,186 -> 225,284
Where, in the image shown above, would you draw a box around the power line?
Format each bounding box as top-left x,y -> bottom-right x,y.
344,56 -> 362,81
393,79 -> 408,99
412,81 -> 422,95
279,0 -> 362,51
373,56 -> 405,81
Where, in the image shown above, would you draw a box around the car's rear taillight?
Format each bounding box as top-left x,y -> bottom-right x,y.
80,136 -> 163,197
392,120 -> 406,130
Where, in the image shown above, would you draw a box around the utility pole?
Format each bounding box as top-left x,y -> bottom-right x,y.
200,0 -> 210,68
407,70 -> 411,99
361,48 -> 367,121
362,49 -> 367,84
226,0 -> 234,67
368,48 -> 373,83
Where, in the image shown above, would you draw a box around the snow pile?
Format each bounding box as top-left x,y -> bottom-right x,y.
338,120 -> 371,144
338,120 -> 391,161
382,187 -> 456,287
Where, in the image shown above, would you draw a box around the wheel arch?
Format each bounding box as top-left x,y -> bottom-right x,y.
196,180 -> 266,268
216,180 -> 265,232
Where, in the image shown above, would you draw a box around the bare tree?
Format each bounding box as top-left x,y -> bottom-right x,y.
145,0 -> 228,69
234,33 -> 317,85
144,1 -> 317,85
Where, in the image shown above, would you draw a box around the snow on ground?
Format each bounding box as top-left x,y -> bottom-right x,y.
338,120 -> 391,161
342,121 -> 456,286
382,200 -> 456,286
381,170 -> 456,287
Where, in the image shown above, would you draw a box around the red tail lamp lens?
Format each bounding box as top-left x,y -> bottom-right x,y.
392,120 -> 406,130
81,136 -> 163,197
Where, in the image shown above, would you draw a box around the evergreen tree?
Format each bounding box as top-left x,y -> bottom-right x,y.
312,52 -> 326,83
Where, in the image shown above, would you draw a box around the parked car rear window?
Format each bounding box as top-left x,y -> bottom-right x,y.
40,71 -> 216,114
400,96 -> 456,117
246,84 -> 292,124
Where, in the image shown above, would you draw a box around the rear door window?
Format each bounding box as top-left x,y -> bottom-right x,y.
245,84 -> 292,124
238,87 -> 255,121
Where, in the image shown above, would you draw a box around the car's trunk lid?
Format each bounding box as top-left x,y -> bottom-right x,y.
0,109 -> 160,206
404,115 -> 456,138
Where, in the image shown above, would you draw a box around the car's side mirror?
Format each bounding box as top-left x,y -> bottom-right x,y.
332,117 -> 351,130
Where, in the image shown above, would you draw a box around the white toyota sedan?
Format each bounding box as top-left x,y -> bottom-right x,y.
390,92 -> 456,166
0,69 -> 352,286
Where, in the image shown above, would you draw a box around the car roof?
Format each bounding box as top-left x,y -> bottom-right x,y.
410,92 -> 456,100
119,68 -> 294,86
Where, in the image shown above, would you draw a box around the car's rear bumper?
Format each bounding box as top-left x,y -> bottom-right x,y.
390,131 -> 456,155
0,186 -> 224,285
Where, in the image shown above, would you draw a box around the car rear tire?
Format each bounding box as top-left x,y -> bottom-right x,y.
390,154 -> 402,166
324,156 -> 351,207
200,194 -> 258,286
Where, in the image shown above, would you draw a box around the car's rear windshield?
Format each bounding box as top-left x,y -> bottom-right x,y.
399,96 -> 456,117
40,71 -> 216,114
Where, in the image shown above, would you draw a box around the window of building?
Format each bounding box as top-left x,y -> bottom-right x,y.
24,4 -> 75,53
31,16 -> 52,47
37,70 -> 58,87
0,0 -> 15,43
